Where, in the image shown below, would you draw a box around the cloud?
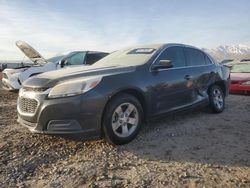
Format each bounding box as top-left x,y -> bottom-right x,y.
1,0 -> 250,60
0,1 -> 144,60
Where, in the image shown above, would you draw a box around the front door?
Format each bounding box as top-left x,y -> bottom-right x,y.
150,46 -> 193,115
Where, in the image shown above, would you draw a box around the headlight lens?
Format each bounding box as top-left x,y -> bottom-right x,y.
48,77 -> 102,98
242,81 -> 250,85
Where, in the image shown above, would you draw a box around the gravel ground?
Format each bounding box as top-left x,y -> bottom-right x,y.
0,82 -> 249,188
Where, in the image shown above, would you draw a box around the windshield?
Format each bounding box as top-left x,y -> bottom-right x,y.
93,47 -> 158,67
231,64 -> 250,73
47,55 -> 64,63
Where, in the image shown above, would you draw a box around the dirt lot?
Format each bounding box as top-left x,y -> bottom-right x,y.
0,82 -> 249,188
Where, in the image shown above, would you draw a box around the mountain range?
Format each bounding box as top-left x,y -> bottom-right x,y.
203,44 -> 250,62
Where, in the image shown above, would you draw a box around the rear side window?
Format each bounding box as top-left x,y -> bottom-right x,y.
205,55 -> 213,64
185,48 -> 206,66
157,46 -> 186,68
85,53 -> 108,65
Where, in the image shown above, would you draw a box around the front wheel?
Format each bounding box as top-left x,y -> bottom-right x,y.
103,94 -> 143,145
208,85 -> 225,113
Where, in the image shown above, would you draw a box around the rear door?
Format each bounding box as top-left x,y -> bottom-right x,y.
184,47 -> 214,103
150,46 -> 193,115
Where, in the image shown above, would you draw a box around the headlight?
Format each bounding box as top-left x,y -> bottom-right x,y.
242,81 -> 250,85
48,77 -> 102,98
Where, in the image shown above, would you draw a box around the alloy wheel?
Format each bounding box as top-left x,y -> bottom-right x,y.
212,88 -> 224,110
111,102 -> 139,138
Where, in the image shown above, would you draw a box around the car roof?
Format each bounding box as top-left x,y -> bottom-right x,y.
87,51 -> 109,54
126,43 -> 198,48
115,43 -> 201,52
67,51 -> 108,54
68,44 -> 201,56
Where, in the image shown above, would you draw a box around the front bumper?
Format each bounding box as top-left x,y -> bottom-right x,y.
18,116 -> 85,134
2,77 -> 21,91
17,89 -> 108,136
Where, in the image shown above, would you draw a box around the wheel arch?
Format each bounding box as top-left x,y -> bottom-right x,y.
101,87 -> 148,135
208,80 -> 227,96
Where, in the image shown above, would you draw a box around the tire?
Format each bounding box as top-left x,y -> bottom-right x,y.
103,93 -> 143,145
208,85 -> 225,113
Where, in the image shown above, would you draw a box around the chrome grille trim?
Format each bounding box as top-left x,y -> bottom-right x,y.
18,97 -> 38,114
22,86 -> 48,92
17,88 -> 51,117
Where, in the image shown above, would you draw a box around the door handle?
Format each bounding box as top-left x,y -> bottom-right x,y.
184,75 -> 193,80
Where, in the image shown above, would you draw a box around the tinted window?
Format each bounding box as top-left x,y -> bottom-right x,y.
67,52 -> 86,65
85,53 -> 108,65
157,46 -> 186,68
185,48 -> 206,66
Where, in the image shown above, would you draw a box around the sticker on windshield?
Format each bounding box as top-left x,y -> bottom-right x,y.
128,48 -> 156,54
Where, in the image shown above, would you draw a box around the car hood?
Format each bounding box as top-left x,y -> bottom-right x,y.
230,72 -> 250,81
16,40 -> 47,64
3,67 -> 28,75
22,65 -> 136,88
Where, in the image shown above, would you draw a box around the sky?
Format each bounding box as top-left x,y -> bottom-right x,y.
0,0 -> 250,60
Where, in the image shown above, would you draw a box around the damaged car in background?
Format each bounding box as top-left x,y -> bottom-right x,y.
230,61 -> 250,94
2,41 -> 109,91
17,43 -> 230,145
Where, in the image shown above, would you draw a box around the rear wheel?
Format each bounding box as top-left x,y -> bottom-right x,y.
208,85 -> 225,113
103,94 -> 143,145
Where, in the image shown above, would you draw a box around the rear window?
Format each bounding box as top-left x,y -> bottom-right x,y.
185,48 -> 206,66
231,64 -> 250,73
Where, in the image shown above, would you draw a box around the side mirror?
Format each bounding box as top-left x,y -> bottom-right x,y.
152,60 -> 173,70
59,59 -> 66,68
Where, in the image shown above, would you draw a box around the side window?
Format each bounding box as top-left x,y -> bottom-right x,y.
185,48 -> 206,66
67,52 -> 86,65
205,54 -> 213,64
157,46 -> 186,68
85,53 -> 107,65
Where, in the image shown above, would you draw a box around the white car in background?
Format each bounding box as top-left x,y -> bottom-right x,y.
2,41 -> 109,91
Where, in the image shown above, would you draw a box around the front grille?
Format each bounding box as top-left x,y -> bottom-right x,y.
19,97 -> 38,114
22,87 -> 48,92
3,73 -> 8,79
